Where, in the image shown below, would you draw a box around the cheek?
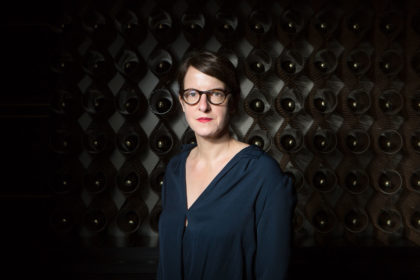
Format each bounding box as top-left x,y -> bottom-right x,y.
217,108 -> 230,125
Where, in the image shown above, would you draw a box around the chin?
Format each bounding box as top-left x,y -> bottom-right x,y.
192,126 -> 229,140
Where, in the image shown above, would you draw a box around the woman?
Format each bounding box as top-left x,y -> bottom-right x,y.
157,50 -> 295,280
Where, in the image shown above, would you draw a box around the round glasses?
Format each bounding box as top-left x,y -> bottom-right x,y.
181,89 -> 229,105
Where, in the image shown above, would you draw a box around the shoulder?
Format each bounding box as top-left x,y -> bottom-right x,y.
242,146 -> 293,197
241,145 -> 285,176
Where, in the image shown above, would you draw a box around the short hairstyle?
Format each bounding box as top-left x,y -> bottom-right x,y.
177,50 -> 240,112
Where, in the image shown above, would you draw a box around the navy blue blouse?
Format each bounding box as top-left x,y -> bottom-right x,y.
157,143 -> 295,280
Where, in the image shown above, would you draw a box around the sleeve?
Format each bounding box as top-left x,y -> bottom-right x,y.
255,169 -> 295,280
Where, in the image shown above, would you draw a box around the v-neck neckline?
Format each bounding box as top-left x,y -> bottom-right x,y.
182,144 -> 253,212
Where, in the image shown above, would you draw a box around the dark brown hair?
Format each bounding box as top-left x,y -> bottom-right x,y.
177,50 -> 240,112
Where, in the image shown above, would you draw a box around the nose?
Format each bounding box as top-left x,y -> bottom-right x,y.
198,93 -> 211,112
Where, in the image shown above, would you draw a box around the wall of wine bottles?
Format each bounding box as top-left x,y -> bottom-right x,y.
47,0 -> 420,250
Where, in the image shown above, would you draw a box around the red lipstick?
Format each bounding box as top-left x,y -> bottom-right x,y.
197,117 -> 212,123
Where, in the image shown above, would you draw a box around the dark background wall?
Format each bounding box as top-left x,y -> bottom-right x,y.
1,0 -> 420,279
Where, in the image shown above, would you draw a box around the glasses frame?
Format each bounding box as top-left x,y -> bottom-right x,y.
180,88 -> 230,105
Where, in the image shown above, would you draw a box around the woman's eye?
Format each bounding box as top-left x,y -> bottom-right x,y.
212,91 -> 222,97
188,91 -> 198,97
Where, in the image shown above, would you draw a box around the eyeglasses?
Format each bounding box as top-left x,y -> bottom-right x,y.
181,89 -> 229,105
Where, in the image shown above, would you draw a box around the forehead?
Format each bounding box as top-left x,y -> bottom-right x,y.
183,66 -> 225,90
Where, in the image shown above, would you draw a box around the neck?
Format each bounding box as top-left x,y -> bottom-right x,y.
193,132 -> 236,162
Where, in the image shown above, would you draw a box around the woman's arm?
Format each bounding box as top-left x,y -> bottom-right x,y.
255,171 -> 295,280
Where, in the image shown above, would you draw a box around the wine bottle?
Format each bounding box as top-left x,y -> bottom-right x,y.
148,48 -> 174,80
277,87 -> 303,115
150,161 -> 166,194
181,9 -> 208,46
346,47 -> 371,76
312,8 -> 339,37
244,87 -> 271,117
340,165 -> 369,194
410,90 -> 420,114
312,128 -> 337,154
379,11 -> 401,36
280,8 -> 305,34
84,158 -> 116,195
50,198 -> 84,236
345,129 -> 370,154
245,49 -> 272,80
377,129 -> 402,154
116,121 -> 147,156
149,88 -> 176,117
49,158 -> 84,195
114,8 -> 147,46
305,193 -> 337,244
346,88 -> 371,114
278,49 -> 305,75
83,121 -> 115,156
277,128 -> 303,153
311,167 -> 337,192
367,193 -> 402,236
248,9 -> 271,35
116,196 -> 149,234
214,9 -> 238,44
118,170 -> 139,195
410,169 -> 420,192
115,48 -> 147,83
312,88 -> 337,114
117,158 -> 148,195
312,208 -> 336,233
410,130 -> 420,153
410,211 -> 420,231
396,191 -> 420,245
376,169 -> 402,195
378,89 -> 403,115
377,209 -> 402,234
148,9 -> 177,44
314,49 -> 337,74
379,49 -> 403,76
346,9 -> 371,35
51,12 -> 73,35
50,86 -> 83,118
181,127 -> 197,146
149,122 -> 178,158
246,129 -> 271,151
246,9 -> 272,46
81,9 -> 117,45
116,83 -> 147,119
82,48 -> 116,80
82,82 -> 114,119
49,50 -> 79,79
82,194 -> 118,234
50,122 -> 83,156
344,208 -> 369,233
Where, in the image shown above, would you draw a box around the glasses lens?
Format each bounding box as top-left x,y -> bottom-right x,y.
183,89 -> 200,104
182,89 -> 227,104
209,90 -> 226,104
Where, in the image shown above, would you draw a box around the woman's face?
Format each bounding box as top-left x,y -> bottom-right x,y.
179,66 -> 231,140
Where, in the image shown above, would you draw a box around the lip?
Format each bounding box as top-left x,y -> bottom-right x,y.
197,117 -> 212,123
